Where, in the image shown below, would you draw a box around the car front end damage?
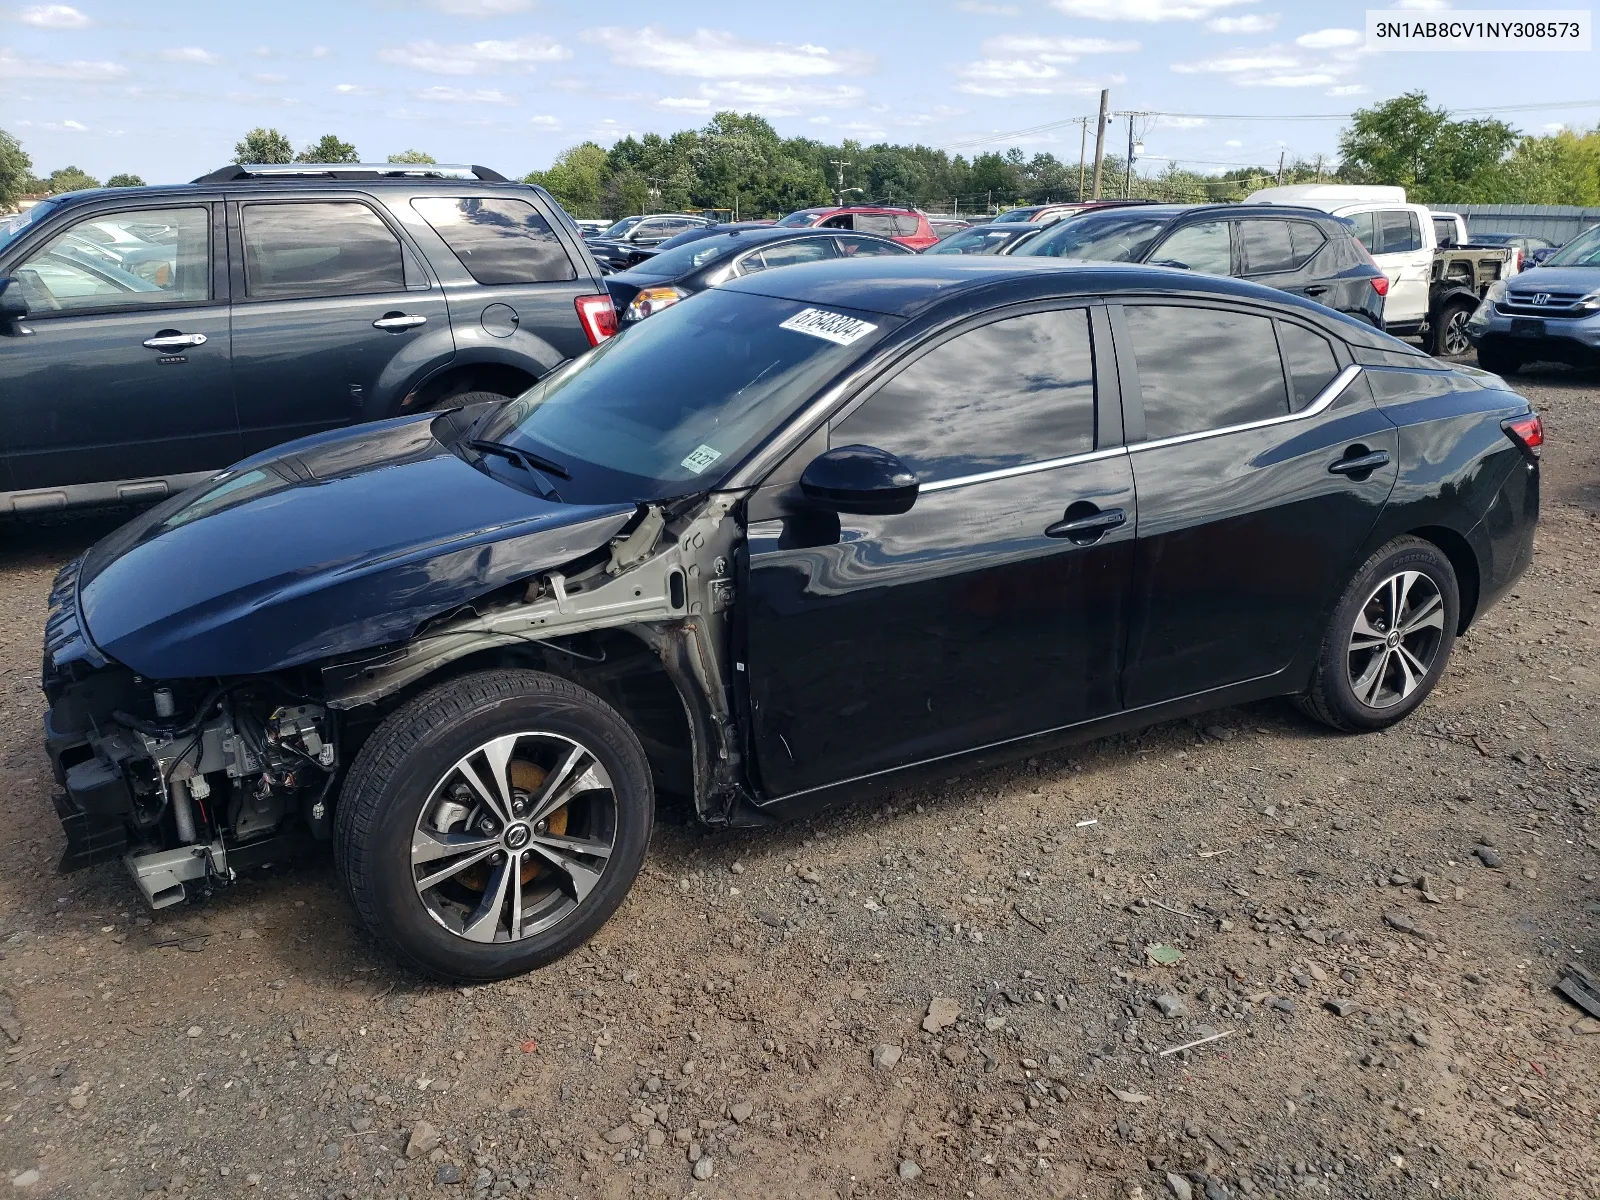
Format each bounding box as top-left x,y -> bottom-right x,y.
43,492 -> 753,910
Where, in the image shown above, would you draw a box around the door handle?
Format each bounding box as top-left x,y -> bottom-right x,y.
1328,448 -> 1390,476
1303,285 -> 1328,296
142,332 -> 207,350
372,313 -> 427,331
1045,505 -> 1126,543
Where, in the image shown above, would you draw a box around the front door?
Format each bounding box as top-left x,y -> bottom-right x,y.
228,197 -> 453,457
1113,301 -> 1399,708
0,201 -> 238,499
744,304 -> 1136,800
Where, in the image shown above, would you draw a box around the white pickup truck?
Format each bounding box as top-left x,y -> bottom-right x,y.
1244,184 -> 1516,356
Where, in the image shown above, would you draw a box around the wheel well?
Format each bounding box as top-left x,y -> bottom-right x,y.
1408,525 -> 1480,632
344,629 -> 694,799
405,363 -> 538,413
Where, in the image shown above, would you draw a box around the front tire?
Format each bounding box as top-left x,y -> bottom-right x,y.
1297,537 -> 1460,732
335,669 -> 654,982
1431,299 -> 1476,357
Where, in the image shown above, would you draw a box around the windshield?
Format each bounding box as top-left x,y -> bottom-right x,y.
478,290 -> 898,503
925,226 -> 1027,255
1015,213 -> 1169,262
1543,225 -> 1600,267
600,216 -> 644,239
991,209 -> 1035,223
0,202 -> 56,254
629,236 -> 740,277
776,211 -> 821,228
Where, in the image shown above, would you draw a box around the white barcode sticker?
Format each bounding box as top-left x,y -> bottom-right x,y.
779,307 -> 878,346
681,444 -> 722,474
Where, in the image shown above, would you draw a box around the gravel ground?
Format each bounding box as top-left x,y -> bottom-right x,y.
0,365 -> 1597,1200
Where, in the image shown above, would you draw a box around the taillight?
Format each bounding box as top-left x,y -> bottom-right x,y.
574,294 -> 617,346
1501,413 -> 1544,459
1370,275 -> 1390,297
622,286 -> 687,324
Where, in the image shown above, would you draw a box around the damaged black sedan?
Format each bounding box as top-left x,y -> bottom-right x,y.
43,258 -> 1540,981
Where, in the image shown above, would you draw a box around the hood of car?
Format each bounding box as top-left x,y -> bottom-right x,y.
76,414 -> 636,680
1504,264 -> 1600,295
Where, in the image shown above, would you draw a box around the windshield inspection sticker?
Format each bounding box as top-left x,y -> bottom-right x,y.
681,444 -> 722,474
780,307 -> 878,346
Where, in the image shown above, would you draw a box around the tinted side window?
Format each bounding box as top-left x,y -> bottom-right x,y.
749,239 -> 835,271
1433,216 -> 1459,247
1379,210 -> 1422,254
854,214 -> 897,236
1288,221 -> 1326,267
892,215 -> 921,236
1123,305 -> 1288,439
411,197 -> 577,285
15,206 -> 210,315
1276,322 -> 1339,411
835,234 -> 906,257
242,202 -> 404,300
1151,221 -> 1230,274
835,309 -> 1096,483
1349,211 -> 1377,254
1239,220 -> 1295,274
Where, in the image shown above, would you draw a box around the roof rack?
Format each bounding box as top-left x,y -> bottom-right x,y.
191,163 -> 509,184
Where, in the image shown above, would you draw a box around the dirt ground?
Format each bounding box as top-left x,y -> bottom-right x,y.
1,365 -> 1597,1200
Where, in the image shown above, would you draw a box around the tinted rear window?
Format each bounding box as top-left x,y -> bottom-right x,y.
1277,322 -> 1339,411
1123,305 -> 1289,439
242,201 -> 404,300
412,197 -> 576,285
1240,220 -> 1295,274
1017,213 -> 1168,262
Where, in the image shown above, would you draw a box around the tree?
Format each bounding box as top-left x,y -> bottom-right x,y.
0,128 -> 32,210
1338,91 -> 1517,203
525,142 -> 610,217
1496,129 -> 1600,206
44,166 -> 99,194
234,127 -> 293,164
297,134 -> 359,164
387,149 -> 436,164
106,173 -> 145,188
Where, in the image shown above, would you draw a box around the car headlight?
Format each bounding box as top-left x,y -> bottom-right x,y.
1483,278 -> 1508,304
622,286 -> 687,323
1577,289 -> 1600,312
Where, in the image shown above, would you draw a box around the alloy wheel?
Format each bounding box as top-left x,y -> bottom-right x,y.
1346,570 -> 1447,710
410,731 -> 616,943
1441,308 -> 1473,356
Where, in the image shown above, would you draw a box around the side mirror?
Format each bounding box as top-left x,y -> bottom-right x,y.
799,444 -> 919,516
0,278 -> 27,322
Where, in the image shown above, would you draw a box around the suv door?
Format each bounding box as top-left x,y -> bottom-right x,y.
1348,208 -> 1429,326
228,196 -> 454,455
1238,217 -> 1336,306
743,304 -> 1135,799
1111,301 -> 1398,707
408,193 -> 596,369
1145,219 -> 1232,276
0,200 -> 238,503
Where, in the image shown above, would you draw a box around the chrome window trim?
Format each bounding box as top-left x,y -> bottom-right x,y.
919,445 -> 1127,494
1129,362 -> 1362,455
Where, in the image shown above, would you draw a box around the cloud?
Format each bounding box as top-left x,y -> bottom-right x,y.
42,117 -> 87,131
310,45 -> 330,58
1391,0 -> 1449,8
1224,138 -> 1242,146
955,31 -> 1135,96
415,85 -> 516,104
656,80 -> 865,117
1295,27 -> 1362,49
1171,43 -> 1359,87
424,0 -> 534,12
1051,0 -> 1256,21
529,114 -> 560,127
1208,13 -> 1277,32
252,71 -> 288,84
334,82 -> 376,95
379,35 -> 569,75
1327,83 -> 1368,95
0,45 -> 126,79
955,1 -> 1020,12
14,4 -> 90,28
1157,114 -> 1208,128
158,46 -> 223,65
979,33 -> 1141,57
582,25 -> 872,79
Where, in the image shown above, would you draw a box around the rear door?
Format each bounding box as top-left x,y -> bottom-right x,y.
1112,301 -> 1398,707
1238,217 -> 1337,306
0,199 -> 238,501
744,304 -> 1135,799
1348,207 -> 1429,325
227,196 -> 454,456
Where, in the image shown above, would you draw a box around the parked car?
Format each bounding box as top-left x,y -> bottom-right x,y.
922,222 -> 1047,256
0,162 -> 613,516
602,225 -> 909,324
583,214 -> 714,273
1466,231 -> 1557,264
1466,221 -> 1600,373
41,256 -> 1539,981
991,199 -> 1156,226
573,219 -> 611,237
929,217 -> 974,241
773,205 -> 939,250
1014,203 -> 1387,327
1244,185 -> 1515,355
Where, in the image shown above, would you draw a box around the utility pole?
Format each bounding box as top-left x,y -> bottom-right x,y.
1074,116 -> 1089,201
1090,88 -> 1109,199
1125,113 -> 1136,198
1276,149 -> 1286,186
828,159 -> 851,207
1313,153 -> 1325,182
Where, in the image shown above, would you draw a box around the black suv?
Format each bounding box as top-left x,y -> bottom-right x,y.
1015,203 -> 1387,327
583,214 -> 714,273
0,163 -> 613,515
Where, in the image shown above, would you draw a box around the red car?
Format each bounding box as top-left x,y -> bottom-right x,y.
775,205 -> 939,250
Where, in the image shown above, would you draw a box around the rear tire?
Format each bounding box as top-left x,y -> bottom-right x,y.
1476,342 -> 1522,376
421,388 -> 513,414
1430,299 -> 1476,357
335,669 -> 653,982
1296,537 -> 1460,732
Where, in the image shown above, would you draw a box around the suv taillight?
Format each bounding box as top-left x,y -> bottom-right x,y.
1370,275 -> 1389,297
1501,413 -> 1543,459
575,294 -> 617,346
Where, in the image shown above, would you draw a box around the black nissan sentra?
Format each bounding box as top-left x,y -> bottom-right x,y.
42,257 -> 1540,981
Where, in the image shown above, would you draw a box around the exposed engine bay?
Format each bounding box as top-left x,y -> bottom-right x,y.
42,491 -> 749,910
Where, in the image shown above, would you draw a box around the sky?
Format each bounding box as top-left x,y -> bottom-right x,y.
2,0 -> 1597,188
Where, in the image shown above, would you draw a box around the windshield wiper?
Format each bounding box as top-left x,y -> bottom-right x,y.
467,439 -> 570,480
